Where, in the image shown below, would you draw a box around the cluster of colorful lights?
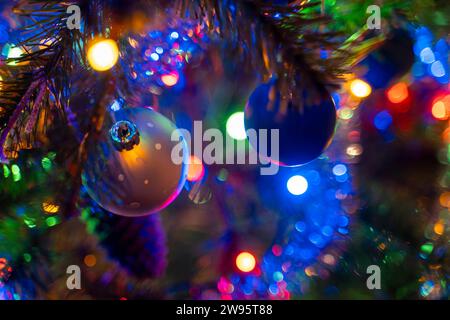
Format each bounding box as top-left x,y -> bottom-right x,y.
418,92 -> 449,299
212,155 -> 355,299
212,85 -> 363,299
0,153 -> 61,232
123,19 -> 205,93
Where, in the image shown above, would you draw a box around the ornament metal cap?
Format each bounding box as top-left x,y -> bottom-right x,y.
110,120 -> 140,151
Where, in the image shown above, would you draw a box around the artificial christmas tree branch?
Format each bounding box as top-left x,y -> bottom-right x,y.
0,0 -> 353,164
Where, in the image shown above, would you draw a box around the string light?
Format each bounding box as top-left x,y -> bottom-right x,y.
87,39 -> 119,71
349,79 -> 372,98
226,112 -> 247,140
287,175 -> 308,195
236,252 -> 256,273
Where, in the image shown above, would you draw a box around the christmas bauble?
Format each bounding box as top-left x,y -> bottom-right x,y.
82,107 -> 188,217
359,28 -> 414,89
244,80 -> 336,166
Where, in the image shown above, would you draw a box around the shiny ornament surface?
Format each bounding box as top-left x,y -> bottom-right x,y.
82,107 -> 188,217
244,80 -> 336,166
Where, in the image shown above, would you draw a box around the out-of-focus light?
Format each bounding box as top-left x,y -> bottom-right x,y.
87,39 -> 119,72
346,144 -> 363,156
84,254 -> 97,267
386,82 -> 409,104
431,61 -> 446,78
420,47 -> 435,64
338,107 -> 353,120
170,31 -> 179,39
11,164 -> 21,182
434,221 -> 444,235
150,52 -> 159,61
3,165 -> 10,178
236,252 -> 256,273
374,110 -> 393,131
187,155 -> 204,182
161,72 -> 179,87
42,202 -> 60,214
287,175 -> 308,195
45,216 -> 58,227
432,101 -> 448,120
420,280 -> 434,297
349,79 -> 372,98
332,164 -> 347,176
226,112 -> 247,140
322,254 -> 336,266
439,192 -> 450,207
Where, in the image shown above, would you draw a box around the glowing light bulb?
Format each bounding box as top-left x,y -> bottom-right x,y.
187,155 -> 204,182
386,82 -> 409,104
87,39 -> 119,71
236,252 -> 256,273
349,79 -> 372,98
226,112 -> 247,140
287,175 -> 308,196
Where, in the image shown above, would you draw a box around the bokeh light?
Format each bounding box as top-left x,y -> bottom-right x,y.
87,39 -> 119,71
431,95 -> 450,120
226,112 -> 247,140
187,155 -> 205,182
349,79 -> 372,98
287,175 -> 308,195
374,110 -> 393,131
84,254 -> 97,267
161,71 -> 179,87
236,252 -> 256,273
386,82 -> 409,104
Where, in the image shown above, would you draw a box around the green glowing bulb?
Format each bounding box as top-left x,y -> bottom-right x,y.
11,164 -> 21,182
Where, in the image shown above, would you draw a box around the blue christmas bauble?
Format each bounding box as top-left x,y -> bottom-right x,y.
244,81 -> 336,166
82,107 -> 188,217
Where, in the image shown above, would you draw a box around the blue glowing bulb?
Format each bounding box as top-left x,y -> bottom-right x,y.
287,175 -> 308,195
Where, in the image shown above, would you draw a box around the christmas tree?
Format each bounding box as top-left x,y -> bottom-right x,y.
0,0 -> 448,300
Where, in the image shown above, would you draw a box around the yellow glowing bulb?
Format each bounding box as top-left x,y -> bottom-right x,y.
349,79 -> 372,98
235,252 -> 256,273
87,39 -> 119,71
